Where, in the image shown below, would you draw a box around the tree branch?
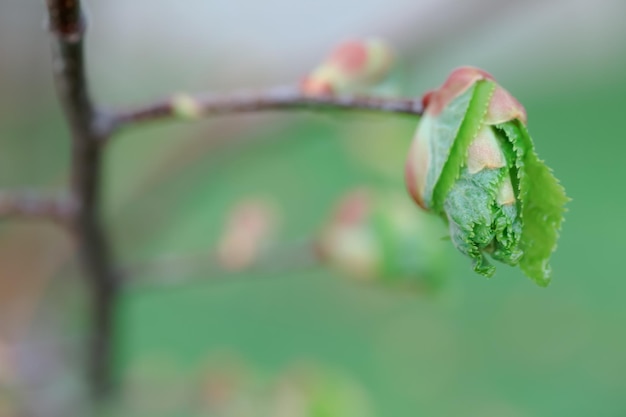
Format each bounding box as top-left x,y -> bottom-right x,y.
45,0 -> 118,401
112,86 -> 424,131
0,191 -> 75,225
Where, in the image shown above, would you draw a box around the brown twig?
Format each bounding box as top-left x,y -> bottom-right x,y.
45,0 -> 118,400
112,86 -> 423,131
0,191 -> 75,225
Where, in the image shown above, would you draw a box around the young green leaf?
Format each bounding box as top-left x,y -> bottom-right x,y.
496,121 -> 568,286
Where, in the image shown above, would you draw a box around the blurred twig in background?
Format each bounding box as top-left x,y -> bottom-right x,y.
0,191 -> 74,225
26,0 -> 425,406
122,240 -> 318,291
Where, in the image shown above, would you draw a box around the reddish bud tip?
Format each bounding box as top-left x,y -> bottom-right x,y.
303,38 -> 393,95
422,66 -> 527,125
332,188 -> 371,225
328,40 -> 369,75
421,90 -> 435,109
425,66 -> 494,116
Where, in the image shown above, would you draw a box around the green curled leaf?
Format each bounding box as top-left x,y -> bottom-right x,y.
496,121 -> 569,286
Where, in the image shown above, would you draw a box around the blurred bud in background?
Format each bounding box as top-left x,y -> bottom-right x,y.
270,362 -> 373,417
194,354 -> 376,417
195,355 -> 259,417
301,38 -> 393,95
317,187 -> 448,291
217,199 -> 278,272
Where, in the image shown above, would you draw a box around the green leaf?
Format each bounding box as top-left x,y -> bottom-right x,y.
431,80 -> 496,211
444,168 -> 502,276
420,84 -> 474,209
444,166 -> 523,277
496,121 -> 569,286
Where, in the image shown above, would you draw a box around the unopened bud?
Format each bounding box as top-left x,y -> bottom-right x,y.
405,66 -> 568,285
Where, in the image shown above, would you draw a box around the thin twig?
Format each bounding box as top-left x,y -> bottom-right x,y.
112,86 -> 424,131
45,0 -> 118,401
0,191 -> 75,225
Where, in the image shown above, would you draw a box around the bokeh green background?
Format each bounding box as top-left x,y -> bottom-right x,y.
1,1 -> 625,416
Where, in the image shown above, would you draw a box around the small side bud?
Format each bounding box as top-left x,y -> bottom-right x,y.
171,93 -> 203,120
301,38 -> 394,95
